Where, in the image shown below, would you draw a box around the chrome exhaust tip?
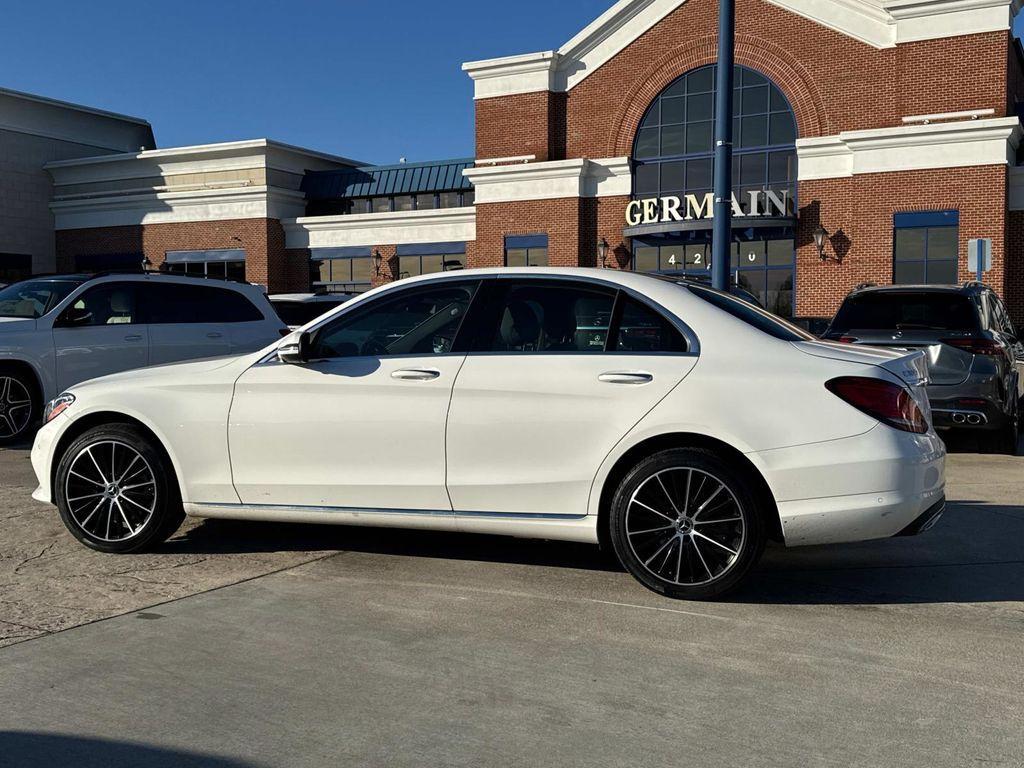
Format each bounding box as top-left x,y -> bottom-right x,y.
952,412 -> 967,424
966,413 -> 982,425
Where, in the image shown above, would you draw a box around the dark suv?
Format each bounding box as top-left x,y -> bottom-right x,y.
824,282 -> 1023,453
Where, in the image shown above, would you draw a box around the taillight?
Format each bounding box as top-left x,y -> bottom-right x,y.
825,376 -> 928,434
940,337 -> 1005,356
836,336 -> 858,344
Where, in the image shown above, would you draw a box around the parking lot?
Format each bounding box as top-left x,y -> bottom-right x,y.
1,437 -> 1022,767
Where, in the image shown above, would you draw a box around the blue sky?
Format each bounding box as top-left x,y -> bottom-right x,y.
0,0 -> 612,164
3,1 -> 1021,165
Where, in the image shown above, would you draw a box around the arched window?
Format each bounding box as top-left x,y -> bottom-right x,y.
630,65 -> 798,316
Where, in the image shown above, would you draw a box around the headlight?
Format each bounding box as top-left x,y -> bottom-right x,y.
44,393 -> 75,423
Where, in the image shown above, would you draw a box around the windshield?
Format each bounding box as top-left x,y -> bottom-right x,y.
686,284 -> 814,341
829,292 -> 978,333
0,280 -> 83,319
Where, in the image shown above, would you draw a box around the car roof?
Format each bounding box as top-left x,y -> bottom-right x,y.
849,282 -> 987,296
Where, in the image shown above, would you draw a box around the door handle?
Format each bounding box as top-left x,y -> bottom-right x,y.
207,332 -> 224,339
391,368 -> 441,381
598,371 -> 653,385
124,334 -> 143,342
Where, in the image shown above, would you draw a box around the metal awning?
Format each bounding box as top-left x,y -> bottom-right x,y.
164,248 -> 245,264
303,158 -> 475,200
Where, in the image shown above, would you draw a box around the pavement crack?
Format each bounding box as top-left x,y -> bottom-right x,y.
12,542 -> 56,574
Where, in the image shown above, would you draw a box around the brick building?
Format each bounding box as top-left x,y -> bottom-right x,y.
32,0 -> 1024,321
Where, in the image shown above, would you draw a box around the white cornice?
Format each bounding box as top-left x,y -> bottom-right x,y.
464,0 -> 1018,97
283,207 -> 477,250
50,186 -> 307,230
462,51 -> 560,100
796,116 -> 1021,179
464,157 -> 632,204
768,0 -> 1017,48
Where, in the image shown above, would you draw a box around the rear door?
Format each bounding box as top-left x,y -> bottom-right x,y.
143,282 -> 236,365
445,277 -> 698,518
52,281 -> 149,391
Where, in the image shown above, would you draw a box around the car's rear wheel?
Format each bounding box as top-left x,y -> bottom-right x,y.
609,448 -> 766,600
55,423 -> 185,553
0,367 -> 39,446
991,398 -> 1020,455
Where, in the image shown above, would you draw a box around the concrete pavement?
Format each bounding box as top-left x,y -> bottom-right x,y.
0,442 -> 1022,767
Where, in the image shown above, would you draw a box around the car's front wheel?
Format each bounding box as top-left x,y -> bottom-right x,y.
55,423 -> 185,553
0,367 -> 39,446
609,448 -> 766,600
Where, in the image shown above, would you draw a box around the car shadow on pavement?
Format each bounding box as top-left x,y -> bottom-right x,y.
165,518 -> 622,573
166,498 -> 1024,606
0,731 -> 263,768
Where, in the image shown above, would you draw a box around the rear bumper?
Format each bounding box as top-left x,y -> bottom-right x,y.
751,425 -> 946,547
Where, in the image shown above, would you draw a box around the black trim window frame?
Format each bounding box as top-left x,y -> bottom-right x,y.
892,211 -> 959,285
54,281 -> 142,328
307,279 -> 484,360
461,278 -> 689,356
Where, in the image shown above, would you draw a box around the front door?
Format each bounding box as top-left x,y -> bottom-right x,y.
228,280 -> 480,511
51,281 -> 149,392
445,278 -> 698,517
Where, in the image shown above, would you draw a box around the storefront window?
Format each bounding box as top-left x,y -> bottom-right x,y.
0,253 -> 32,284
398,253 -> 466,279
893,211 -> 959,285
505,235 -> 549,267
164,249 -> 246,282
310,250 -> 373,294
630,64 -> 797,316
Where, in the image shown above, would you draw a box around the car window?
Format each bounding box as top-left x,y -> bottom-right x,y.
310,282 -> 477,359
829,291 -> 978,333
144,283 -> 264,324
62,283 -> 138,326
614,297 -> 687,353
0,279 -> 83,318
688,284 -> 813,341
485,282 -> 615,353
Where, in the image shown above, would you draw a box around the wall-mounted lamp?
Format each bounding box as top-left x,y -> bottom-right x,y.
373,249 -> 384,276
813,225 -> 832,261
598,237 -> 609,268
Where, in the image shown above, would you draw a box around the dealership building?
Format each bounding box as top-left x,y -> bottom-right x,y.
4,0 -> 1024,321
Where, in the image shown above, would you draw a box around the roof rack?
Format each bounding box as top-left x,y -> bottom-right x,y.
853,282 -> 877,291
961,280 -> 988,289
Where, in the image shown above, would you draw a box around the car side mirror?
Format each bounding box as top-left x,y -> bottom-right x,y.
277,331 -> 312,364
58,307 -> 93,328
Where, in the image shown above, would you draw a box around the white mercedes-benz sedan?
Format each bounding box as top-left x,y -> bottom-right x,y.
29,268 -> 946,600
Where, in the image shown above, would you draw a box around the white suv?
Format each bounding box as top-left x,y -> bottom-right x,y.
0,272 -> 286,444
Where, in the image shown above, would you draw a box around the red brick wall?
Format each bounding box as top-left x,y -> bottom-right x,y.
56,218 -> 299,291
795,165 -> 1008,318
476,92 -> 562,161
469,198 -> 588,268
473,0 -> 1011,161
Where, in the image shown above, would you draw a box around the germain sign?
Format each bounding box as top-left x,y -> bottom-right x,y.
625,190 -> 792,227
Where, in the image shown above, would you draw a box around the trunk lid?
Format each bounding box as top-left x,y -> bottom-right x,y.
794,340 -> 932,422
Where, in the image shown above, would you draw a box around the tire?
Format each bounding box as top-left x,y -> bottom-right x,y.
609,448 -> 766,601
0,366 -> 40,446
992,400 -> 1020,455
55,423 -> 185,553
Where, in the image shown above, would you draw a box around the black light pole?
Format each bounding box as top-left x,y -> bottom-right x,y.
711,0 -> 735,291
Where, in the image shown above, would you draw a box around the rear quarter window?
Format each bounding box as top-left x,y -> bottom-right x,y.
687,284 -> 812,341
